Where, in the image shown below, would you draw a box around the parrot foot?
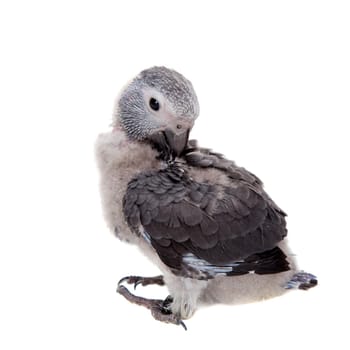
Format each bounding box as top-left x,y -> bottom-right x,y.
284,271 -> 318,290
117,285 -> 186,330
118,275 -> 165,290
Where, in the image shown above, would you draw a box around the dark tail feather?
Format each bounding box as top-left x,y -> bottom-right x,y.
227,246 -> 290,276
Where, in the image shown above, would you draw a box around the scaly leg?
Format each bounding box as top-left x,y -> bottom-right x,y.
117,276 -> 186,329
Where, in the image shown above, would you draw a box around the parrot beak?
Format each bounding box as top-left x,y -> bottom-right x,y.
164,128 -> 190,157
148,119 -> 193,160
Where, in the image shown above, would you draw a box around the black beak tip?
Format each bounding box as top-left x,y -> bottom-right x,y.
164,129 -> 189,157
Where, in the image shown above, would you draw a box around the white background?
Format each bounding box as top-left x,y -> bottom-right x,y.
0,0 -> 349,349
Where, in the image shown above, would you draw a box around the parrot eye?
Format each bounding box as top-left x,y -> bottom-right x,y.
149,98 -> 160,111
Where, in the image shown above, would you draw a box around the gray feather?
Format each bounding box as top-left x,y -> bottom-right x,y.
123,161 -> 287,279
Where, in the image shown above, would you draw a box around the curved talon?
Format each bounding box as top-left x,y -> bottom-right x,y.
179,320 -> 187,331
118,275 -> 165,289
117,276 -> 146,290
134,279 -> 142,290
117,276 -> 130,286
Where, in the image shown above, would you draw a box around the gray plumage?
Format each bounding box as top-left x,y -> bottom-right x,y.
124,163 -> 289,279
117,67 -> 199,142
96,66 -> 317,325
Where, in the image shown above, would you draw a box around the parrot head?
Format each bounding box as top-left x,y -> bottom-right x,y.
115,66 -> 199,159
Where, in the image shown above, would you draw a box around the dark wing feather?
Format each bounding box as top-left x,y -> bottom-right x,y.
184,139 -> 264,187
123,162 -> 288,279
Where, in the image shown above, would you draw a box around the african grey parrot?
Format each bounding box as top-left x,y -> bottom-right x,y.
95,66 -> 317,329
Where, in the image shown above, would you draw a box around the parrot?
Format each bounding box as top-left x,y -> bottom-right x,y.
95,66 -> 317,329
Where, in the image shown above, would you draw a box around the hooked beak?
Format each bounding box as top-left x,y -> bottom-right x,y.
148,126 -> 190,160
163,128 -> 190,157
148,118 -> 193,160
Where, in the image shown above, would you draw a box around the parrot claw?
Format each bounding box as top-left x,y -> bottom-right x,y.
179,321 -> 187,331
117,284 -> 187,330
150,303 -> 187,330
117,275 -> 165,290
284,271 -> 318,290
